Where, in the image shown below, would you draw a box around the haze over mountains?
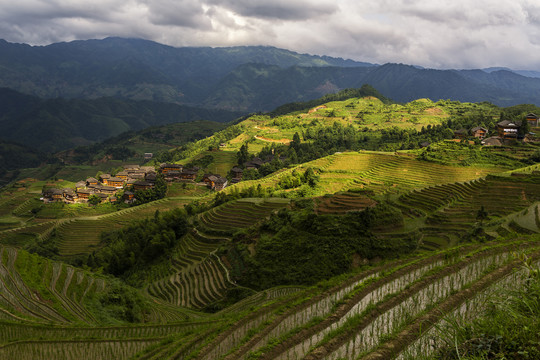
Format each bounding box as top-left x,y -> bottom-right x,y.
1,37 -> 540,112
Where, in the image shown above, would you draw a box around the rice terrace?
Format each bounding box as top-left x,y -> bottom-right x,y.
1,84 -> 540,360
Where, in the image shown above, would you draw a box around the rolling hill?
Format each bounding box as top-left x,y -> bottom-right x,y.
0,91 -> 539,359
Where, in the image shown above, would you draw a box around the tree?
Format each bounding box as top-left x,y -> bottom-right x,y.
476,206 -> 488,225
237,143 -> 249,166
291,132 -> 301,151
88,194 -> 101,206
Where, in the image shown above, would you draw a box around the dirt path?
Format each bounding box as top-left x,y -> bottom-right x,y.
254,135 -> 291,144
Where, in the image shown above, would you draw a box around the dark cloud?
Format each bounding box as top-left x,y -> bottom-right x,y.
145,1 -> 212,29
205,0 -> 338,21
0,0 -> 539,71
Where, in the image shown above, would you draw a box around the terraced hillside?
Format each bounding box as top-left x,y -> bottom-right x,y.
145,198 -> 291,309
225,151 -> 507,198
394,171 -> 540,250
178,237 -> 540,360
0,196 -> 194,257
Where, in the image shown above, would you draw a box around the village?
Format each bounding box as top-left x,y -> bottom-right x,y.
453,113 -> 538,145
41,163 -> 234,205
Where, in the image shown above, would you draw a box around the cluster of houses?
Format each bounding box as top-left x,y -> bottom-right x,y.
159,163 -> 229,191
42,165 -> 157,204
453,113 -> 538,146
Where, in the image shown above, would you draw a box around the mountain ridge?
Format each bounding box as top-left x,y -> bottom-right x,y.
2,38 -> 540,110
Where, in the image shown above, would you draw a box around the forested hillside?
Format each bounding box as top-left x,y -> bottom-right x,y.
0,88 -> 243,152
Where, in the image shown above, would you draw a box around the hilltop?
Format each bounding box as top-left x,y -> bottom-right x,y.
0,90 -> 539,359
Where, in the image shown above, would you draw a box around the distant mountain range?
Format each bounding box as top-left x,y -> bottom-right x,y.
1,37 -> 540,111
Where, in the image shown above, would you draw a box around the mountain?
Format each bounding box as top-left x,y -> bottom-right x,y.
1,38 -> 540,111
0,37 -> 374,106
0,88 -> 243,152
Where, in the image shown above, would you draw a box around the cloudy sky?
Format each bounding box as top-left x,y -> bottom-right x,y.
1,0 -> 540,70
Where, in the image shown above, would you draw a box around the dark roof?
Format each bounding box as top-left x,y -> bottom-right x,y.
124,164 -> 140,170
208,175 -> 218,182
497,120 -> 521,127
116,171 -> 129,176
251,157 -> 264,165
482,136 -> 503,146
471,126 -> 488,132
231,167 -> 243,172
86,177 -> 98,183
182,169 -> 197,175
100,174 -> 111,179
108,177 -> 124,182
63,188 -> 75,195
77,189 -> 93,194
160,163 -> 182,169
134,180 -> 153,186
100,185 -> 117,191
454,128 -> 467,134
75,181 -> 86,187
215,177 -> 227,184
526,113 -> 538,119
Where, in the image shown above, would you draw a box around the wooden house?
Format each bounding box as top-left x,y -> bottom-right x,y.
62,188 -> 77,203
145,172 -> 157,183
100,174 -> 111,184
205,175 -> 219,188
124,164 -> 140,171
244,157 -> 264,170
140,166 -> 156,173
96,193 -> 109,202
214,177 -> 228,191
203,173 -> 217,184
51,189 -> 64,201
116,171 -> 130,180
128,173 -> 145,180
75,181 -> 86,191
98,185 -> 117,195
86,177 -> 99,186
164,171 -> 181,182
76,189 -> 93,200
526,113 -> 539,127
497,120 -> 520,139
231,167 -> 243,180
470,126 -> 488,139
144,153 -> 153,160
481,136 -> 503,146
180,169 -> 197,180
133,181 -> 153,191
453,128 -> 468,139
108,177 -> 125,188
160,163 -> 183,174
124,191 -> 135,203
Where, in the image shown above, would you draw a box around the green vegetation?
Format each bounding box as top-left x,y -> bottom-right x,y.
0,89 -> 539,359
